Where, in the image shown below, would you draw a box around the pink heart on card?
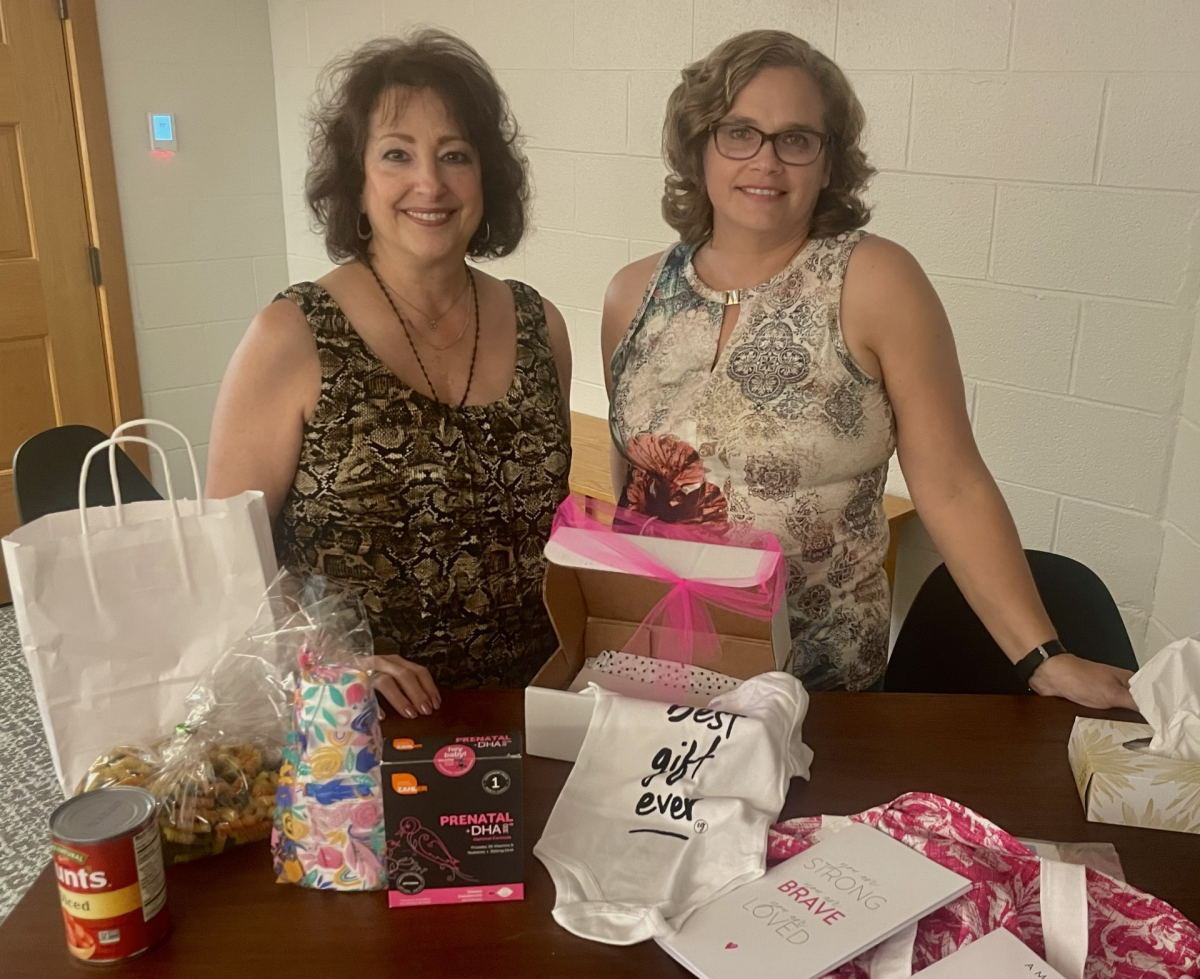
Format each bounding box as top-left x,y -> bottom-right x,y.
725,943 -> 738,950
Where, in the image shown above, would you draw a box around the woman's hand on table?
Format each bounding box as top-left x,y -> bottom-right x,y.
367,655 -> 442,719
1029,653 -> 1136,711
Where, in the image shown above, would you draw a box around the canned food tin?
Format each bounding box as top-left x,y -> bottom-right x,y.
50,787 -> 170,963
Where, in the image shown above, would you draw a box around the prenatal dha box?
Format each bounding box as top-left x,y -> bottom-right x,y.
382,733 -> 523,907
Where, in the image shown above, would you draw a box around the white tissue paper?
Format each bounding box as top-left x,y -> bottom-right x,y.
1129,636 -> 1200,764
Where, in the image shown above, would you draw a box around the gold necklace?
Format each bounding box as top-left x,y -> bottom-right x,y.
377,265 -> 471,331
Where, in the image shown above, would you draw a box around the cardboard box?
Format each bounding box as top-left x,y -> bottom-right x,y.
382,733 -> 524,906
1067,716 -> 1200,835
526,530 -> 790,762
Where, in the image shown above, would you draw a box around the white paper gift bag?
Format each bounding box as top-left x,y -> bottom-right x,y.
2,420 -> 277,795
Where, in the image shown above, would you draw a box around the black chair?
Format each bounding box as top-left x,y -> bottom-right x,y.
885,550 -> 1138,694
12,425 -> 161,525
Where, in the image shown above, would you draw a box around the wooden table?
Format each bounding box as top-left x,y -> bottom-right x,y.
3,691 -> 1194,978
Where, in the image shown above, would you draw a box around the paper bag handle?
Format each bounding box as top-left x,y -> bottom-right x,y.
77,435 -> 194,607
106,418 -> 205,523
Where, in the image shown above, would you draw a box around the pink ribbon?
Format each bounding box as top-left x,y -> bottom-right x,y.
549,496 -> 787,666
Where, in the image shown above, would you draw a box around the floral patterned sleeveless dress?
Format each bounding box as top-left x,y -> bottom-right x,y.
273,280 -> 571,688
610,232 -> 896,690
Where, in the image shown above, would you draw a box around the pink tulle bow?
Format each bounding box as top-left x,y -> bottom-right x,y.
548,496 -> 786,666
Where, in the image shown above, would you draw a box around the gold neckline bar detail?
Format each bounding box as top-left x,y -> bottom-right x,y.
724,289 -> 741,306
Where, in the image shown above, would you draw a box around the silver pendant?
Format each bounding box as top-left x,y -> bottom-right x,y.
724,289 -> 741,306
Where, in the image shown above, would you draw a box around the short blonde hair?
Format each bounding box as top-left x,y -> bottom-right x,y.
662,30 -> 874,245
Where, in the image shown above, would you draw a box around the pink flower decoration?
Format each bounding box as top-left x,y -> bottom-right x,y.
349,801 -> 380,833
317,845 -> 344,870
345,683 -> 366,705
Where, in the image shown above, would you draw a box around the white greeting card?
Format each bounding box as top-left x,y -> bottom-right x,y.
658,822 -> 970,979
913,927 -> 1066,977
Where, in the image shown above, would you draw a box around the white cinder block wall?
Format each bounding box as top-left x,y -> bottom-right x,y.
266,0 -> 1200,660
96,0 -> 288,491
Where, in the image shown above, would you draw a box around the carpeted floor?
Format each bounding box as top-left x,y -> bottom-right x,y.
0,603 -> 60,924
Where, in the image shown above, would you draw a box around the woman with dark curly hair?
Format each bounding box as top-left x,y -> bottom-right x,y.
207,31 -> 572,715
602,30 -> 1134,710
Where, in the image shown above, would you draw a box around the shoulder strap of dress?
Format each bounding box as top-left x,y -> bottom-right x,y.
275,282 -> 354,346
628,243 -> 684,336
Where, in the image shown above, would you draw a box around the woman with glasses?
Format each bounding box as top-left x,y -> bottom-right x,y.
601,30 -> 1135,710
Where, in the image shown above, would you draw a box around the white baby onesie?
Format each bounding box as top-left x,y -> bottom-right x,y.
533,672 -> 813,945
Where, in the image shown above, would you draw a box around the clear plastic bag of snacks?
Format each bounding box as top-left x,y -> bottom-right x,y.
76,572 -> 374,864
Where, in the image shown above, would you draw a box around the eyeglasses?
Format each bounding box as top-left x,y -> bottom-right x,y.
709,123 -> 830,166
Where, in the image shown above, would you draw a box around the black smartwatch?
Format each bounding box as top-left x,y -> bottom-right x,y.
1014,639 -> 1069,689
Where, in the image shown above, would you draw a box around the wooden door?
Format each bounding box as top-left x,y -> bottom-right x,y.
0,0 -> 115,602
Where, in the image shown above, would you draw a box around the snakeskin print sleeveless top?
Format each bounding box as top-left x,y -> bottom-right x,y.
274,280 -> 571,688
610,232 -> 896,690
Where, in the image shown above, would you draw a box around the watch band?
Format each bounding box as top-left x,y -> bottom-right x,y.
1014,639 -> 1069,689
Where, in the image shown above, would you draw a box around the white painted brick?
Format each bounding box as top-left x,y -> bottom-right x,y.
1152,524 -> 1200,640
991,186 -> 1200,305
498,71 -> 627,154
575,156 -> 672,241
192,195 -> 288,261
571,379 -> 609,419
909,74 -> 1103,183
844,72 -> 910,172
526,150 -> 575,232
1055,499 -> 1163,608
1184,312 -> 1200,427
143,384 -> 222,450
692,0 -> 838,59
995,480 -> 1059,550
254,256 -> 292,308
1144,617 -> 1179,665
1072,302 -> 1191,413
1011,0 -> 1200,72
884,455 -> 909,501
573,309 -> 604,386
382,0 -> 573,70
118,197 -> 195,266
524,229 -> 628,315
866,173 -> 994,279
136,321 -> 248,393
135,259 -> 260,330
471,246 -> 526,285
1118,607 -> 1149,664
150,442 -> 209,500
283,195 -> 329,263
628,71 -> 679,158
1167,420 -> 1200,543
573,0 -> 692,70
305,0 -> 384,68
837,0 -> 1011,70
974,386 -> 1171,512
630,239 -> 676,263
964,379 -> 978,424
288,254 -> 337,283
272,66 -> 321,198
934,279 -> 1076,392
1100,75 -> 1200,193
268,0 -> 308,69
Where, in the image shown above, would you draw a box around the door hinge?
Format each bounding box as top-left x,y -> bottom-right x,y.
58,0 -> 69,20
88,246 -> 102,286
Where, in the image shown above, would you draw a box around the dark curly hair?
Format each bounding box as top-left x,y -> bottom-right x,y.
306,30 -> 528,263
663,30 -> 874,244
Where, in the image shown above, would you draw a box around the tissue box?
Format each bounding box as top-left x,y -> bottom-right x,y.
1067,717 -> 1200,835
525,527 -> 790,762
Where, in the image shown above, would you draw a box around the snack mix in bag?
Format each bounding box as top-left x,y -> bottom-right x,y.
75,573 -> 371,865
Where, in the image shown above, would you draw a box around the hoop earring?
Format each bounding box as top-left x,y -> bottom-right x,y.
477,219 -> 491,244
357,212 -> 372,241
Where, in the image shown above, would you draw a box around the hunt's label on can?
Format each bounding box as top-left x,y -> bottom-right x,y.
51,786 -> 170,962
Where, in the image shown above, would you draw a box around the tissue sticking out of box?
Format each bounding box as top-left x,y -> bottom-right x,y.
1129,636 -> 1200,764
